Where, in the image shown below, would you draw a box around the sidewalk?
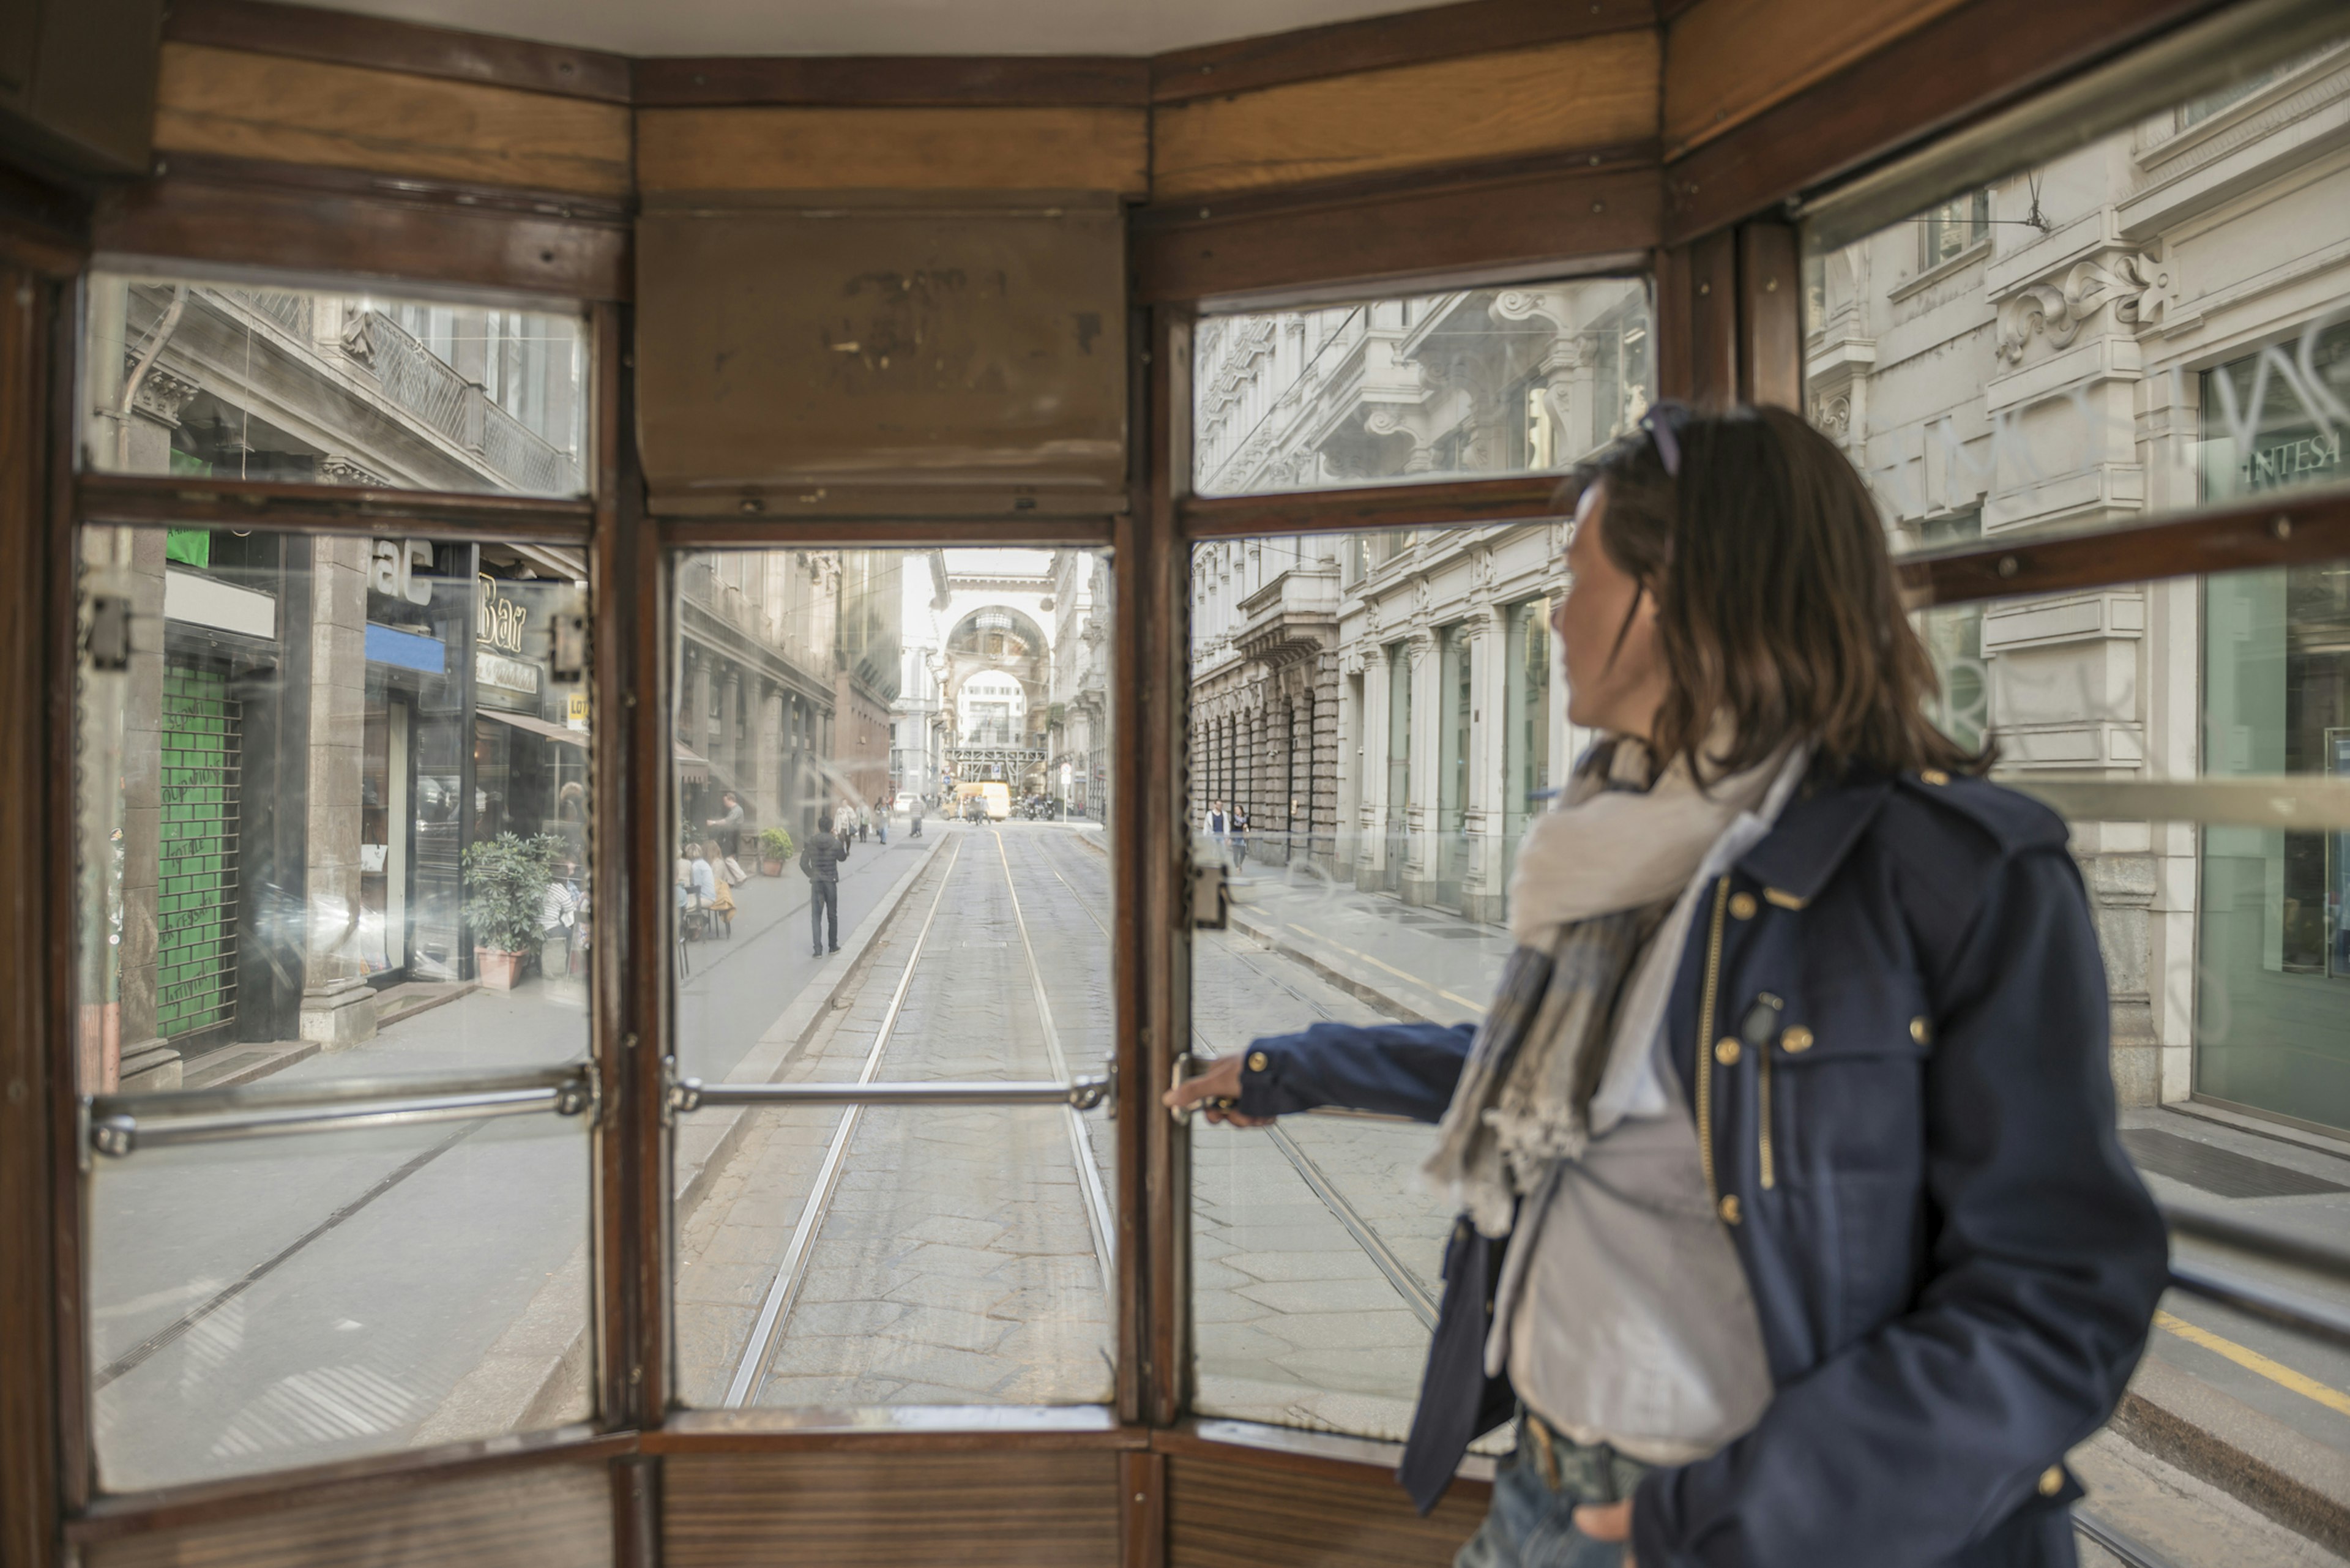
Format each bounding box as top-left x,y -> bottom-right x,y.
1220,865 -> 1510,1028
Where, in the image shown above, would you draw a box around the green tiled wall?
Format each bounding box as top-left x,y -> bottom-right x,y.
156,666 -> 240,1039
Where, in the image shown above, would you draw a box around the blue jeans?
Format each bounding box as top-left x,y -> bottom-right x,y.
1457,1413 -> 1649,1568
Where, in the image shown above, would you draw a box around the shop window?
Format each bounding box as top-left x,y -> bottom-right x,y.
83,272 -> 589,498
1192,277 -> 1652,497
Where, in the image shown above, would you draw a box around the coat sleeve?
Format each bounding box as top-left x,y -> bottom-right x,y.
1632,845 -> 2169,1567
1233,1020 -> 1476,1124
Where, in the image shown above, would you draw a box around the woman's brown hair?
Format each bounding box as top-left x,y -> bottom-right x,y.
1571,402 -> 1990,783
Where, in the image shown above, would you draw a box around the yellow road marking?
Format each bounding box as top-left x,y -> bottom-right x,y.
1284,922 -> 1484,1013
2155,1309 -> 2350,1419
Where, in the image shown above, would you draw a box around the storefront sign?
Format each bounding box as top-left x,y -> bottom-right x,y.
476,649 -> 541,696
477,574 -> 531,654
567,691 -> 590,729
370,539 -> 434,605
365,621 -> 446,673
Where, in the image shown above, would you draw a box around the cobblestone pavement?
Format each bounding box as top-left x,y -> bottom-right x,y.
674,828 -> 1113,1408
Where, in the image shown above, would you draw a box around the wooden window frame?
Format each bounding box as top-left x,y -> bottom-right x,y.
8,2 -> 2348,1566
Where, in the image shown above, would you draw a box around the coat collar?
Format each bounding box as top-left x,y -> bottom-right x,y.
1733,772 -> 1894,908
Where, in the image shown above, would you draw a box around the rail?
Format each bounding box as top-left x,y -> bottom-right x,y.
671,1073 -> 1111,1114
84,1064 -> 595,1157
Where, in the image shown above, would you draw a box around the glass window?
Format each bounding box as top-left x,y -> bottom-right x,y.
1192,278 -> 1652,497
1186,523 -> 1576,1442
1801,31 -> 2350,1144
83,273 -> 589,497
668,547 -> 1116,1411
73,525 -> 593,1490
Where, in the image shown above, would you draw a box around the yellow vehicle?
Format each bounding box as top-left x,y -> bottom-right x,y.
953,782 -> 1013,821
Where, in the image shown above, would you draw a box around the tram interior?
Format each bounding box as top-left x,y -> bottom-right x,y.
6,0 -> 2350,1565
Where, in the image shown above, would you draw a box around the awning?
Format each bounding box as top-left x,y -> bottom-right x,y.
480,708 -> 587,748
676,742 -> 711,783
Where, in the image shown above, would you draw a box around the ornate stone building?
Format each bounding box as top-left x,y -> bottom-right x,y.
1804,39 -> 2350,1115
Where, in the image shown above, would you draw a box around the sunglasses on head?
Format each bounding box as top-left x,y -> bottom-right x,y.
1639,402 -> 1690,478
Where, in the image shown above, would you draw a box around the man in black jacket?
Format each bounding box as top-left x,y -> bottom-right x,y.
800,812 -> 849,955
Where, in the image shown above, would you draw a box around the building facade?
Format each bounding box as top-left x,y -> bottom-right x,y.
1187,278 -> 1647,920
1045,548 -> 1111,820
1805,40 -> 2350,1115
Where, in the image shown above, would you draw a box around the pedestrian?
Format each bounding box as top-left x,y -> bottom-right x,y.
1229,805 -> 1248,870
800,810 -> 849,956
874,796 -> 887,846
910,794 -> 923,838
1164,403 -> 2166,1568
704,791 -> 748,882
1205,799 -> 1228,860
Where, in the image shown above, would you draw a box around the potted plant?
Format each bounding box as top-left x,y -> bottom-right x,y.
461,831 -> 565,990
758,824 -> 793,876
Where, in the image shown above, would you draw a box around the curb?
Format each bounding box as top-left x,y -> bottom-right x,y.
2111,1354 -> 2350,1556
1223,908 -> 1431,1026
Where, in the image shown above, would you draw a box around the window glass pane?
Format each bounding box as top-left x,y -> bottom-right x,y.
669,547 -> 1116,1409
1187,524 -> 1572,1441
88,1114 -> 591,1491
1192,279 -> 1652,497
73,523 -> 595,1489
83,274 -> 588,497
75,526 -> 591,1092
1800,35 -> 2350,555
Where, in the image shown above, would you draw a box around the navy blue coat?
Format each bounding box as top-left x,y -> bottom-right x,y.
1230,768 -> 2168,1568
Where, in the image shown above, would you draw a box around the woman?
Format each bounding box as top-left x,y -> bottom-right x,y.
1167,405 -> 2165,1567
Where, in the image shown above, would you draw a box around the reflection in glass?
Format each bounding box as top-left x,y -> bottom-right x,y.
76,527 -> 591,1095
667,548 -> 1115,1411
83,273 -> 588,497
1192,278 -> 1652,496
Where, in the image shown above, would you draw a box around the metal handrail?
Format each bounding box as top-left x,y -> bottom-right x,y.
85,1064 -> 594,1158
672,1072 -> 1113,1117
2162,1202 -> 2350,1354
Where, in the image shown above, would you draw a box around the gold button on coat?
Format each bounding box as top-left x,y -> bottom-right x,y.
1782,1026 -> 1814,1053
1910,1017 -> 1930,1044
1728,892 -> 1758,920
1714,1037 -> 1741,1066
1717,1195 -> 1742,1225
1247,1051 -> 1267,1072
1921,768 -> 1950,785
2037,1465 -> 2064,1497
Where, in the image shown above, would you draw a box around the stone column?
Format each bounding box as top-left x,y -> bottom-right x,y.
99,526 -> 172,1091
1359,650 -> 1390,884
721,670 -> 743,803
299,535 -> 379,1050
1402,632 -> 1439,905
758,684 -> 785,831
1463,610 -> 1507,924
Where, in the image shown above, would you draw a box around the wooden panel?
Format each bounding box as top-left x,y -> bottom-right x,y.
1151,0 -> 1655,103
1656,228 -> 1736,405
1165,1449 -> 1486,1567
633,56 -> 1150,108
93,165 -> 629,302
1661,0 -> 2226,242
1737,219 -> 1800,409
151,43 -> 632,197
1662,0 -> 1972,156
80,1461 -> 613,1568
0,264 -> 59,1568
1151,31 -> 1660,201
636,106 -> 1149,195
165,0 -> 632,103
1182,475 -> 1570,540
1132,160 -> 1658,305
663,1450 -> 1121,1566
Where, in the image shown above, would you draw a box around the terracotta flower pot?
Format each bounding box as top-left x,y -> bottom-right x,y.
761,859 -> 785,876
475,947 -> 525,990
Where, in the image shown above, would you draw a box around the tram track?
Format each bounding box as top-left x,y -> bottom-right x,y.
1024,832 -> 1441,1329
718,826 -> 1116,1409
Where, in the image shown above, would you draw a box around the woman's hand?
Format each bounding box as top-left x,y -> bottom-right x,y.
1573,1501 -> 1634,1564
1162,1054 -> 1274,1127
